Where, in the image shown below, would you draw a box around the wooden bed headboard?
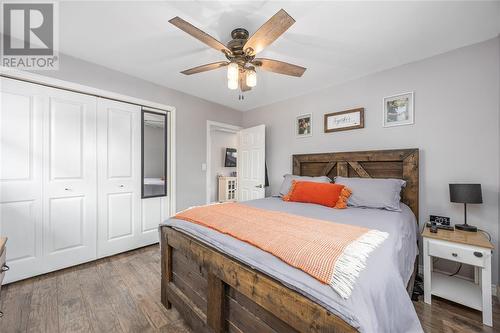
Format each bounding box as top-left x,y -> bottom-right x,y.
292,149 -> 419,219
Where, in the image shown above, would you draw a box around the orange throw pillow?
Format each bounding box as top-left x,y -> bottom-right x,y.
283,180 -> 351,208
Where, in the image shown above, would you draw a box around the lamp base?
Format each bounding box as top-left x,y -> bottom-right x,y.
454,223 -> 477,232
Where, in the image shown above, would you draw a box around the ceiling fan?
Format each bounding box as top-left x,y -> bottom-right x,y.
169,9 -> 306,94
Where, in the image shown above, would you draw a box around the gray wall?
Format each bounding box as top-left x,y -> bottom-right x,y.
33,54 -> 243,211
243,37 -> 500,284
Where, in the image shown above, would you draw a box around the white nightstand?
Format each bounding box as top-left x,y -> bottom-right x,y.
422,228 -> 494,326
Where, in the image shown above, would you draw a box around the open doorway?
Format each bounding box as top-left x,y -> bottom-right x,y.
206,121 -> 242,204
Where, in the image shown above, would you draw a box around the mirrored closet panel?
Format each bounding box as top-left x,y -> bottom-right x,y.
142,110 -> 168,198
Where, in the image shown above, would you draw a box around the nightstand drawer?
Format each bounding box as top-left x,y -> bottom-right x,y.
428,239 -> 487,267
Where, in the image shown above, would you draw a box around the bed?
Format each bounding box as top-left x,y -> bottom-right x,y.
160,149 -> 420,333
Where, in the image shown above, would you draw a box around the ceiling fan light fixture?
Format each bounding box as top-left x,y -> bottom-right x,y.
227,62 -> 239,80
246,69 -> 257,87
227,77 -> 239,90
171,9 -> 306,93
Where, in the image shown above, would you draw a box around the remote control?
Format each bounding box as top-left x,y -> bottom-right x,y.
426,223 -> 454,231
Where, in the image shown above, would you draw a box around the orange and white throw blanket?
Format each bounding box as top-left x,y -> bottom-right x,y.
175,202 -> 388,299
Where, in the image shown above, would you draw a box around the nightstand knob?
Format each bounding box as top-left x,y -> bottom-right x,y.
452,253 -> 458,257
474,251 -> 483,258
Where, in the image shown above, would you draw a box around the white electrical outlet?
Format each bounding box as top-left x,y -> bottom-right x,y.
201,163 -> 207,171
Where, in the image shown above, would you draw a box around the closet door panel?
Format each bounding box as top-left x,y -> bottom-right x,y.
0,78 -> 44,283
0,201 -> 36,261
137,197 -> 163,246
107,109 -> 133,178
142,197 -> 162,233
1,92 -> 32,180
49,99 -> 84,179
43,88 -> 97,270
97,99 -> 141,258
108,192 -> 133,239
48,196 -> 84,252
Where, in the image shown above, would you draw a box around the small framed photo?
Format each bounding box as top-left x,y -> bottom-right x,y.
296,113 -> 312,138
324,108 -> 364,133
383,92 -> 414,127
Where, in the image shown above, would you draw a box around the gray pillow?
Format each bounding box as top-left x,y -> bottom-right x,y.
334,176 -> 406,211
279,174 -> 332,196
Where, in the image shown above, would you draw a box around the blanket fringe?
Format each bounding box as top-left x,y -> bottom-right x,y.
330,230 -> 388,299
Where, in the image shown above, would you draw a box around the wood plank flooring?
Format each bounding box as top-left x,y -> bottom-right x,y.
0,245 -> 498,333
0,246 -> 191,333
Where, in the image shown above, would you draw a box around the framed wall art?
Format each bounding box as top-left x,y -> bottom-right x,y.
324,108 -> 364,133
383,92 -> 414,127
296,113 -> 312,137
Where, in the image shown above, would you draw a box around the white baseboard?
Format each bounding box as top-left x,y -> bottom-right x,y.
418,264 -> 497,297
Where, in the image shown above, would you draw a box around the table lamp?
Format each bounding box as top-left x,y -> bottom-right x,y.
449,184 -> 482,232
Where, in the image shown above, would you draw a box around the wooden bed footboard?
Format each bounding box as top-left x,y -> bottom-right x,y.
160,226 -> 358,333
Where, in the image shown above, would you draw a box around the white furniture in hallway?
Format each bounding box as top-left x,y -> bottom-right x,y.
0,76 -> 174,284
422,228 -> 493,326
218,176 -> 237,202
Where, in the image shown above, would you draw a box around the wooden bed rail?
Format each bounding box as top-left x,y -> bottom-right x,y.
160,226 -> 357,333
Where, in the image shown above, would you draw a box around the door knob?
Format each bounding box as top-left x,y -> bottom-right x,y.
255,184 -> 263,188
64,188 -> 71,191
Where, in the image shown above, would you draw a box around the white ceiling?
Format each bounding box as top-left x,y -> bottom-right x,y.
54,1 -> 500,111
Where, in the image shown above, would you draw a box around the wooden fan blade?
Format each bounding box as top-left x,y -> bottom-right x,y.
240,71 -> 252,92
243,9 -> 295,56
253,58 -> 306,77
180,61 -> 229,75
169,17 -> 231,54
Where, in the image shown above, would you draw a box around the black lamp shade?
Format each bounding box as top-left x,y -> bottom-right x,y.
449,184 -> 483,204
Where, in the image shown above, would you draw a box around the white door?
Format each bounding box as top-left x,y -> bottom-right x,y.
97,98 -> 141,258
237,125 -> 265,201
0,78 -> 45,283
42,87 -> 97,271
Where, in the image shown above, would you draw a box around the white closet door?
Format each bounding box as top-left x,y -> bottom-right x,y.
42,88 -> 97,271
0,78 -> 45,283
97,98 -> 141,258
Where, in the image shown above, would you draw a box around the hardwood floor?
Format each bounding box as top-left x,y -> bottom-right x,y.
0,246 -> 191,333
0,245 -> 498,333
